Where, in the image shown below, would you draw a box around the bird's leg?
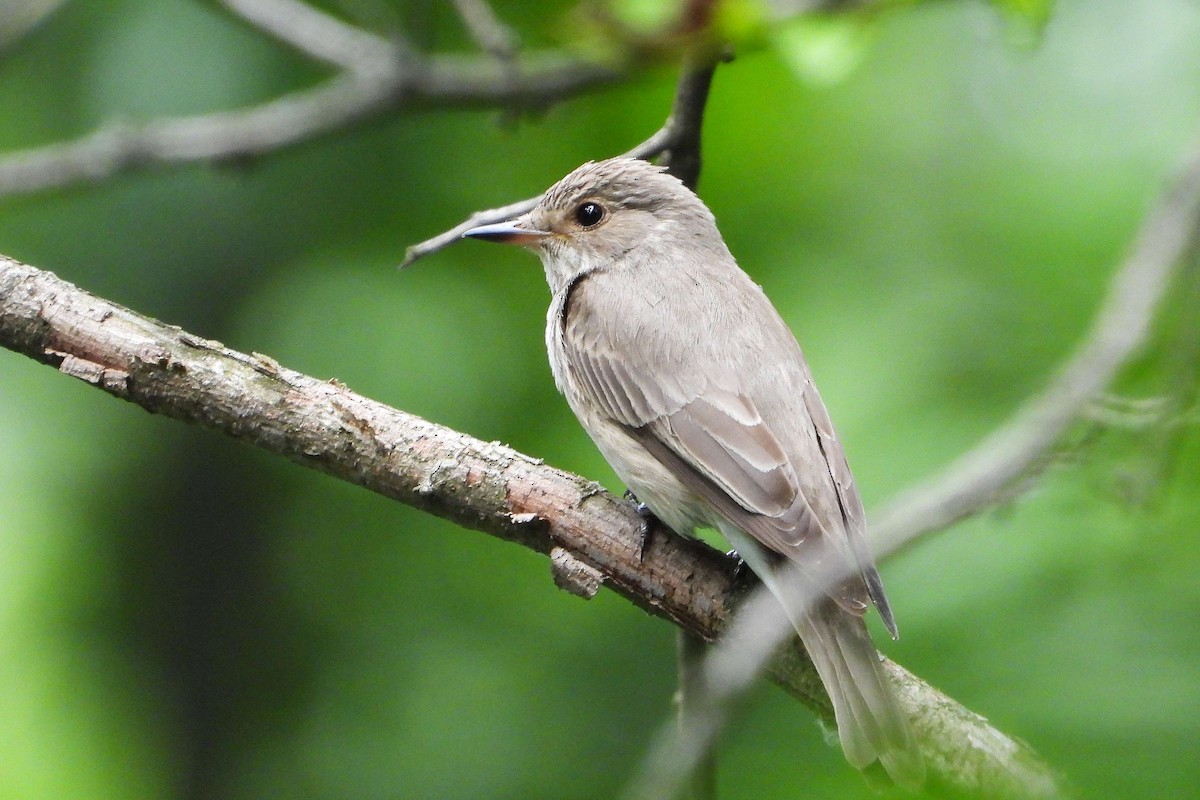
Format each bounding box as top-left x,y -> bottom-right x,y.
623,488 -> 660,563
724,549 -> 758,586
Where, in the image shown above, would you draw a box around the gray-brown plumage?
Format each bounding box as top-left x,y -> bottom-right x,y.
464,157 -> 924,786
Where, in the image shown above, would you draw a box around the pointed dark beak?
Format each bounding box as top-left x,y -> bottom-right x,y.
461,219 -> 549,247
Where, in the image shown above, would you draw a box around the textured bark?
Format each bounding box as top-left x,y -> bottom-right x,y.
0,255 -> 1068,799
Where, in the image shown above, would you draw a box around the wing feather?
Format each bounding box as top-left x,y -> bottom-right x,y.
663,392 -> 793,516
555,267 -> 874,616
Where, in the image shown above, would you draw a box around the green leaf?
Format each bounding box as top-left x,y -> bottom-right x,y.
608,0 -> 683,36
991,0 -> 1055,45
993,0 -> 1055,28
771,14 -> 875,86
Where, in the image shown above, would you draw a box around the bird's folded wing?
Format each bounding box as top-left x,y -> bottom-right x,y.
562,328 -> 836,565
802,388 -> 896,633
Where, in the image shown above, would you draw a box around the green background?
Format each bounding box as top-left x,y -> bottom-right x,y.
2,1 -> 1199,798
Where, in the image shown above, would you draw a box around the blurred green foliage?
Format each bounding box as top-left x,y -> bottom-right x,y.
2,1 -> 1199,798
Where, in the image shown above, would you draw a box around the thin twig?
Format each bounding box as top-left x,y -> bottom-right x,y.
0,253 -> 1067,799
398,123 -> 676,268
0,0 -> 67,52
219,0 -> 401,76
400,53 -> 720,268
658,46 -> 728,189
675,632 -> 718,800
626,554 -> 840,800
450,0 -> 520,64
0,52 -> 619,197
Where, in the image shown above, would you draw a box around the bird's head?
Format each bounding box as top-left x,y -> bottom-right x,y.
463,157 -> 718,291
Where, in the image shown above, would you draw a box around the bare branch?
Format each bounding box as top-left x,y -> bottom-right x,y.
219,0 -> 401,75
657,46 -> 729,189
0,0 -> 67,52
674,632 -> 718,800
400,192 -> 543,268
0,0 -> 888,201
0,52 -> 619,197
0,253 -> 1065,797
450,0 -> 520,64
398,123 -> 678,268
871,136 -> 1200,554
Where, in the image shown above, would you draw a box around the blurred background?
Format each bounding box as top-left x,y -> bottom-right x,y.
2,1 -> 1199,798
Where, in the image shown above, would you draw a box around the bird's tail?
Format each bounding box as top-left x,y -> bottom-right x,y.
796,600 -> 925,788
717,524 -> 923,785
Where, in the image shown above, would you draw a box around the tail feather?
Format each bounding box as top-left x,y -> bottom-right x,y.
798,601 -> 925,788
718,525 -> 924,787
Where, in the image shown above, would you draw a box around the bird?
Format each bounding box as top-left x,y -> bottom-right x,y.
461,156 -> 923,786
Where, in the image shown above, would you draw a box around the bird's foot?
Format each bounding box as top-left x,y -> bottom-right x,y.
624,489 -> 660,562
725,549 -> 759,588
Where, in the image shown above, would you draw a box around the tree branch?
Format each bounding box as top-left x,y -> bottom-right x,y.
0,38 -> 619,199
871,136 -> 1200,554
656,45 -> 729,190
0,253 -> 1066,798
629,563 -> 1067,800
219,0 -> 404,75
400,50 -> 723,267
623,132 -> 1200,799
0,0 -> 67,52
0,0 -> 861,202
449,0 -> 520,65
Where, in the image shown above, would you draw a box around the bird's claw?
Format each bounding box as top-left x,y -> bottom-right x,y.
624,489 -> 659,562
725,549 -> 758,587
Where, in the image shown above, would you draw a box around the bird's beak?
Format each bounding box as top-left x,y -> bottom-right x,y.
462,216 -> 549,247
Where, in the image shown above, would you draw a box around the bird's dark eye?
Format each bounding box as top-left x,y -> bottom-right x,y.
574,201 -> 605,228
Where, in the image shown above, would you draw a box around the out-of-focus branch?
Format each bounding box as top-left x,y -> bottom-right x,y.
627,132 -> 1200,800
398,124 -> 666,269
0,254 -> 1066,799
450,0 -> 519,64
220,0 -> 403,75
0,0 -> 858,201
0,0 -> 67,52
871,136 -> 1200,553
628,557 -> 1067,800
0,2 -> 620,198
